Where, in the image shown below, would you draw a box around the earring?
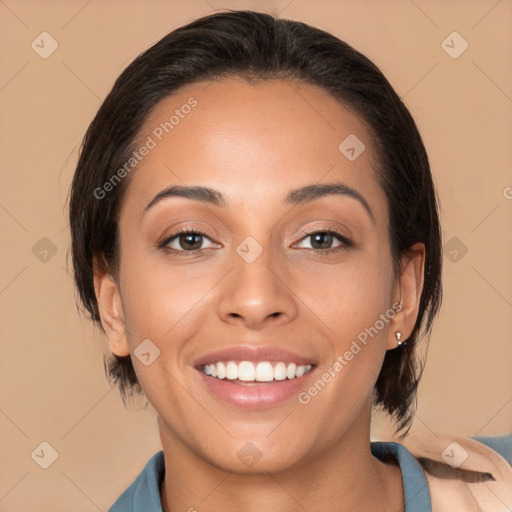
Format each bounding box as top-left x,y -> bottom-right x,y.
395,331 -> 405,346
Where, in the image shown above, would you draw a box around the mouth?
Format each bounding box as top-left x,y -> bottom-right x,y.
193,346 -> 317,409
199,360 -> 314,384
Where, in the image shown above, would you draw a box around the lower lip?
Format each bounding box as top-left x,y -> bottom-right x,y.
197,368 -> 316,409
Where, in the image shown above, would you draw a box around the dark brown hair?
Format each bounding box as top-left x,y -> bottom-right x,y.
69,9 -> 442,436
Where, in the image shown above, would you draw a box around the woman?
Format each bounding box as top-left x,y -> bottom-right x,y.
68,10 -> 512,512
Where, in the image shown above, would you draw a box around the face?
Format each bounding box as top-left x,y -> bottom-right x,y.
97,78 -> 422,473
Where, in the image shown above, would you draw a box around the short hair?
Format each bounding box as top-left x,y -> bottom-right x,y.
69,10 -> 442,436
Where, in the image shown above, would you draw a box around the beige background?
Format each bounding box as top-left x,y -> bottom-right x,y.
1,0 -> 511,510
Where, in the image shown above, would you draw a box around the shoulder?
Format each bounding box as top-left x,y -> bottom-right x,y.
401,431 -> 512,512
107,450 -> 165,512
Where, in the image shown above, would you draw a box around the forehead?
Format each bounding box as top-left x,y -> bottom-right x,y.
122,78 -> 386,217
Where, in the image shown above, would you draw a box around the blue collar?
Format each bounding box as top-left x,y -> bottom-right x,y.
108,441 -> 431,511
371,441 -> 432,511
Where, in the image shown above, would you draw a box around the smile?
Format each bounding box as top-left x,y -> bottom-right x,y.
194,345 -> 318,408
200,361 -> 313,383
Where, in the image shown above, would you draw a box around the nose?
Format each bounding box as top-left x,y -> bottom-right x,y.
217,245 -> 298,329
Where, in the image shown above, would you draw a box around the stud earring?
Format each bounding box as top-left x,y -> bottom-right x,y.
395,331 -> 405,346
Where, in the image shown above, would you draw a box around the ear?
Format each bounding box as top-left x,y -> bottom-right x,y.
92,255 -> 130,357
386,242 -> 425,350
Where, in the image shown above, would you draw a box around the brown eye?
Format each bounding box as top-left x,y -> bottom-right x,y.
175,232 -> 204,251
309,232 -> 335,250
159,228 -> 218,255
295,230 -> 352,252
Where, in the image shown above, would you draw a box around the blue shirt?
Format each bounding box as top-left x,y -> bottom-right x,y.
108,435 -> 512,511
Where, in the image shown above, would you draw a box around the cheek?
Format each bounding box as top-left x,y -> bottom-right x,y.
290,250 -> 394,395
119,229 -> 394,351
118,236 -> 218,342
291,250 -> 394,337
117,253 -> 216,414
293,260 -> 394,417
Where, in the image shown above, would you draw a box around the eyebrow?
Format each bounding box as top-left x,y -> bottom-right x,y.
143,182 -> 375,223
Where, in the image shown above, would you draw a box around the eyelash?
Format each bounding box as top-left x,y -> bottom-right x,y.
158,226 -> 353,257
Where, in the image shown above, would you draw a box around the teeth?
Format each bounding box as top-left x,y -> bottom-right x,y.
217,361 -> 226,379
296,365 -> 306,378
286,363 -> 297,379
255,362 -> 273,382
200,361 -> 313,382
274,362 -> 287,380
226,361 -> 238,380
239,361 -> 255,381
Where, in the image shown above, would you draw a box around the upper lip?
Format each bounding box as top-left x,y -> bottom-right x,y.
193,345 -> 316,368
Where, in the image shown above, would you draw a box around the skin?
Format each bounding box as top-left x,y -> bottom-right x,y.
94,78 -> 425,512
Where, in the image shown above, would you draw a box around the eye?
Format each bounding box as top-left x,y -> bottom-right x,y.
159,227 -> 218,255
158,227 -> 353,256
294,229 -> 353,252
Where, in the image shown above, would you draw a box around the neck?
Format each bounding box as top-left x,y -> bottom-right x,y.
158,410 -> 404,512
